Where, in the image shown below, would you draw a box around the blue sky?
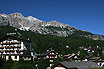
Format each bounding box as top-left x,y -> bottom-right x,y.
0,0 -> 104,35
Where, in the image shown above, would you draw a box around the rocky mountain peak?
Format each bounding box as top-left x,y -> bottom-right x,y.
0,13 -> 8,17
9,12 -> 24,18
27,16 -> 41,21
0,12 -> 104,40
48,20 -> 70,28
26,16 -> 42,23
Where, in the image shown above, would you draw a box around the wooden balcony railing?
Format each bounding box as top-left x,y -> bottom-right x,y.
5,46 -> 21,48
48,54 -> 56,56
0,46 -> 21,49
0,47 -> 4,49
0,41 -> 21,45
0,53 -> 20,55
0,49 -> 23,52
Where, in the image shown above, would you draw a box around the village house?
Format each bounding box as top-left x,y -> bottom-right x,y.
83,54 -> 100,62
63,53 -> 81,62
37,49 -> 58,59
0,35 -> 35,61
96,58 -> 104,67
37,48 -> 58,67
63,54 -> 71,61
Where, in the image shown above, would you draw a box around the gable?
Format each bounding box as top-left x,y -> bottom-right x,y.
53,63 -> 69,69
54,67 -> 65,69
0,35 -> 21,42
0,35 -> 31,42
48,51 -> 57,55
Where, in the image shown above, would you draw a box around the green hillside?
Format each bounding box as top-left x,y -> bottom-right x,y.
0,26 -> 104,55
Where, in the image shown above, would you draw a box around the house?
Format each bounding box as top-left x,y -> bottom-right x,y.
63,54 -> 71,61
63,53 -> 81,62
83,54 -> 100,61
0,35 -> 35,61
37,49 -> 58,67
96,58 -> 104,67
53,61 -> 101,69
37,49 -> 58,59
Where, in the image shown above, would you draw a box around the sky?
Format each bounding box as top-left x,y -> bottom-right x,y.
0,0 -> 104,35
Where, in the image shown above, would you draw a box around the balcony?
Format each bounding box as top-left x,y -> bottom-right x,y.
0,46 -> 4,49
48,54 -> 56,56
0,50 -> 4,52
0,53 -> 20,55
5,46 -> 21,49
49,57 -> 56,59
5,50 -> 15,52
0,49 -> 23,53
0,41 -> 21,45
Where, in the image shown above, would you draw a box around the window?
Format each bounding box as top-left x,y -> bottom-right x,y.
19,56 -> 22,58
28,56 -> 30,58
8,56 -> 11,60
15,56 -> 17,59
24,56 -> 26,59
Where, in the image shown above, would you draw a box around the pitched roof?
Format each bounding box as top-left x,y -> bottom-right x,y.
84,54 -> 94,59
38,49 -> 58,57
0,35 -> 31,42
54,61 -> 100,69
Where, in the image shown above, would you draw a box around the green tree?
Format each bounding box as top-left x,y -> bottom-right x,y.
0,58 -> 4,68
37,59 -> 50,69
3,59 -> 13,69
79,50 -> 88,59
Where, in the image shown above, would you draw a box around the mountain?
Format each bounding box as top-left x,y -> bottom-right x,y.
0,12 -> 42,30
1,26 -> 104,54
0,12 -> 104,40
26,16 -> 42,23
29,21 -> 77,37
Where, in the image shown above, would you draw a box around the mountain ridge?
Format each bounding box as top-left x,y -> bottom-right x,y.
0,12 -> 104,40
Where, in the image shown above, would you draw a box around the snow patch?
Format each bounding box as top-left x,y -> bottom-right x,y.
26,16 -> 42,22
19,27 -> 30,31
0,14 -> 7,17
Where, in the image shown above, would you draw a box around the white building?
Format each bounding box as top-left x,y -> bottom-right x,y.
0,35 -> 35,61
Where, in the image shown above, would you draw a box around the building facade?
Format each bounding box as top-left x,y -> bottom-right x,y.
0,35 -> 34,61
38,49 -> 58,59
38,49 -> 58,67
